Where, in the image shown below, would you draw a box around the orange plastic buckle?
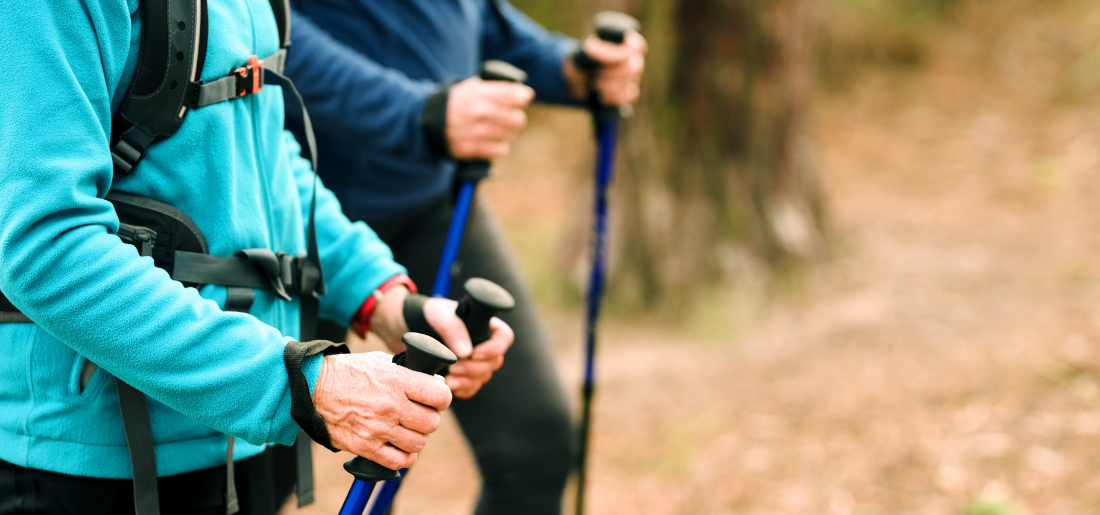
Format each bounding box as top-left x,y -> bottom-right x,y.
234,55 -> 265,97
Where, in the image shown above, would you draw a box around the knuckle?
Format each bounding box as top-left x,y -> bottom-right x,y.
378,454 -> 402,470
471,104 -> 493,120
426,413 -> 441,433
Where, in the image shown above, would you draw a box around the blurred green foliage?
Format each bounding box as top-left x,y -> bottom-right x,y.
506,0 -> 585,35
963,499 -> 1016,515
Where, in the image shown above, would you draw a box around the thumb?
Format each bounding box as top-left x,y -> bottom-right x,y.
423,298 -> 473,359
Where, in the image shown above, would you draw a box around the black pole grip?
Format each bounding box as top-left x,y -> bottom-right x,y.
455,278 -> 516,345
402,278 -> 516,347
480,60 -> 527,84
455,61 -> 528,183
343,333 -> 457,482
392,332 -> 459,375
592,11 -> 639,44
573,11 -> 640,73
571,11 -> 640,121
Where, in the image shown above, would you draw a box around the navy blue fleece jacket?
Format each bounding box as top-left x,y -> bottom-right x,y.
0,0 -> 404,478
284,0 -> 579,223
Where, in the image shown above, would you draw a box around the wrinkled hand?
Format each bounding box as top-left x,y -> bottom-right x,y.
446,77 -> 535,160
565,31 -> 648,106
312,352 -> 452,470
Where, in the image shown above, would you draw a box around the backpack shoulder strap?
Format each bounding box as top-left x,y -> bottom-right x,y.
111,0 -> 208,175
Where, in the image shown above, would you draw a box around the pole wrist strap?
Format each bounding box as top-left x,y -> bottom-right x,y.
284,339 -> 349,452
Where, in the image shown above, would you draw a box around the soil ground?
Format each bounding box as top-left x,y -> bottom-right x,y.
286,2 -> 1100,514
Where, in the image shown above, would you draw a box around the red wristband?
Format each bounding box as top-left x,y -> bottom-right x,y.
351,274 -> 417,338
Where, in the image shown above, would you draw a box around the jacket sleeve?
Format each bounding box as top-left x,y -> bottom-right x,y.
283,130 -> 407,327
480,0 -> 580,106
284,10 -> 439,161
0,0 -> 308,448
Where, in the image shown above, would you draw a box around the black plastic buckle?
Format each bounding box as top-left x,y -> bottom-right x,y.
291,253 -> 326,298
234,55 -> 265,98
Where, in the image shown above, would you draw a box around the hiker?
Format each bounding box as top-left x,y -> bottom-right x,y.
283,1 -> 647,512
0,1 -> 512,513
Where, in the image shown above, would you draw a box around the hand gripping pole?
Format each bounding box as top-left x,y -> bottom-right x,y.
337,334 -> 457,515
431,61 -> 528,298
365,279 -> 515,515
572,12 -> 639,515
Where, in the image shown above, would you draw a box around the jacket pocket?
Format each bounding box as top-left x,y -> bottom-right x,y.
68,355 -> 100,396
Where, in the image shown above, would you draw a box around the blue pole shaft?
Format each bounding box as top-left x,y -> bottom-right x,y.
339,480 -> 377,515
369,178 -> 479,515
585,120 -> 617,384
364,468 -> 406,515
575,119 -> 618,515
432,181 -> 477,298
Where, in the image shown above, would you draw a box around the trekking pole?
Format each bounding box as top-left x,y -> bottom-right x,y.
431,60 -> 528,299
364,278 -> 515,515
337,333 -> 458,515
571,12 -> 639,515
362,61 -> 525,515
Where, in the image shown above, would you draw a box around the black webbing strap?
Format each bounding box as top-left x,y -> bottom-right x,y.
226,436 -> 240,514
112,126 -> 159,175
192,50 -> 287,108
225,287 -> 256,314
294,430 -> 314,506
0,313 -> 31,323
284,340 -> 348,453
171,252 -> 270,289
0,292 -> 30,323
223,278 -> 250,515
116,378 -> 160,515
266,68 -> 325,508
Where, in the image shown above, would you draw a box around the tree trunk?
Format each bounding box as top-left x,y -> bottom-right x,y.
609,0 -> 825,316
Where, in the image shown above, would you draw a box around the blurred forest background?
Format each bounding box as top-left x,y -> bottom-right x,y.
290,1 -> 1100,514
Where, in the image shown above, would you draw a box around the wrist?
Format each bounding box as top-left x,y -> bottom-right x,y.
420,83 -> 454,158
352,274 -> 417,338
562,52 -> 589,102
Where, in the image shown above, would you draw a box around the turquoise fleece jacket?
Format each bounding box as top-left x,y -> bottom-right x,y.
0,0 -> 404,478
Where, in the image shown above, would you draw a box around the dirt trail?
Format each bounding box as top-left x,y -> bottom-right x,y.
288,3 -> 1100,514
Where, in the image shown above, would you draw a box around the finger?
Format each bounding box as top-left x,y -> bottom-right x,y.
626,32 -> 649,54
398,400 -> 441,434
448,358 -> 495,379
444,375 -> 483,400
366,444 -> 417,471
469,121 -> 521,144
454,139 -> 511,161
386,424 -> 429,454
402,369 -> 453,411
424,298 -> 472,359
484,106 -> 527,132
471,318 -> 514,360
470,140 -> 511,160
582,36 -> 633,66
477,82 -> 535,107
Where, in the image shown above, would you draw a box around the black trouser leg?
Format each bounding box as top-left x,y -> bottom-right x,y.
0,459 -> 224,515
369,194 -> 574,515
0,449 -> 288,515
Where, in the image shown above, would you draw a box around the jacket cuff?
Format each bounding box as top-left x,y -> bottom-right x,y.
420,83 -> 454,158
532,38 -> 584,106
284,339 -> 349,452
